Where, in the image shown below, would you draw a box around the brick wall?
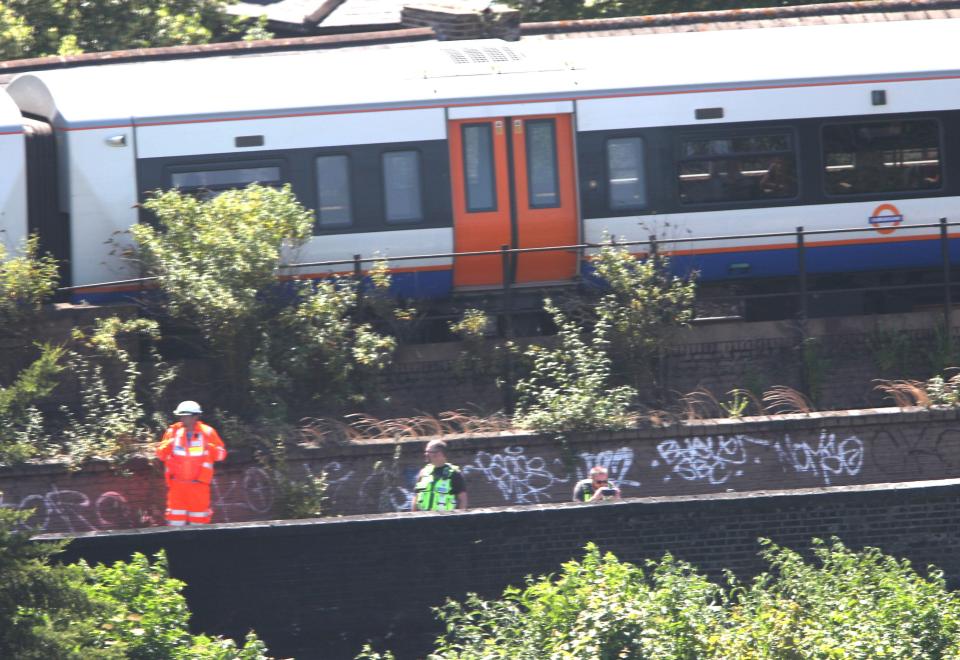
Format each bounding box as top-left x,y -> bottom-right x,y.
380,309 -> 958,415
6,406 -> 960,535
47,478 -> 960,659
3,305 -> 952,417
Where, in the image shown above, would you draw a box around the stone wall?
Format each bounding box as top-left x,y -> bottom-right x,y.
7,406 -> 960,534
48,478 -> 960,659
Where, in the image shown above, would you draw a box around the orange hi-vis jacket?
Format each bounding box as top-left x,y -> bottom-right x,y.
156,421 -> 226,485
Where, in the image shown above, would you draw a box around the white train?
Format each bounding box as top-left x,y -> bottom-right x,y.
1,17 -> 958,306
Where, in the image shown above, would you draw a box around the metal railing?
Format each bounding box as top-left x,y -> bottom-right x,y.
58,218 -> 959,334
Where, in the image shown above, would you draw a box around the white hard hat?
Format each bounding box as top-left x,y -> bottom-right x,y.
173,400 -> 203,415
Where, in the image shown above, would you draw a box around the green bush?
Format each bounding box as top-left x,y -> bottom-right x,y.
0,236 -> 59,334
134,185 -> 396,419
366,539 -> 960,659
514,299 -> 636,433
590,243 -> 696,391
0,344 -> 64,465
0,507 -> 270,658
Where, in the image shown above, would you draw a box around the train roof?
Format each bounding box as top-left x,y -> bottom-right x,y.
8,17 -> 960,129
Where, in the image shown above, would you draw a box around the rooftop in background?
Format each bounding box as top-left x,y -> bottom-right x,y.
3,0 -> 960,79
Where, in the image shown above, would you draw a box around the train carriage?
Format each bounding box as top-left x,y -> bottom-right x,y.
3,17 -> 960,306
0,90 -> 27,254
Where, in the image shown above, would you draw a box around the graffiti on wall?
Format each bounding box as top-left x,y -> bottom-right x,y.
1,486 -> 138,533
0,466 -> 277,532
210,467 -> 275,523
463,446 -> 568,504
578,447 -> 641,487
11,422 -> 960,532
653,431 -> 864,487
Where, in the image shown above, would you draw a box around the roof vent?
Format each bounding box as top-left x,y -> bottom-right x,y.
443,45 -> 523,64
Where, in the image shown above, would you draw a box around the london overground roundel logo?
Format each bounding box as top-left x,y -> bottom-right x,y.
868,203 -> 903,235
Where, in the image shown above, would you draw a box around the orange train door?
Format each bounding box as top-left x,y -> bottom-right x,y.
449,114 -> 579,287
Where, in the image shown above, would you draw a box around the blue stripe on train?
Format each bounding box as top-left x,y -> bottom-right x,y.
659,237 -> 960,281
70,236 -> 960,304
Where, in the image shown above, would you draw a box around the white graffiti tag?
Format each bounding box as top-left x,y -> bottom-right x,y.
579,447 -> 641,487
654,432 -> 864,487
655,435 -> 771,485
774,431 -> 863,486
210,467 -> 274,522
463,446 -> 566,504
2,486 -> 133,532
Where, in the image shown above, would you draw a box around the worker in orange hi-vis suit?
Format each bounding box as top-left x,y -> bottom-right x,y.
155,401 -> 227,526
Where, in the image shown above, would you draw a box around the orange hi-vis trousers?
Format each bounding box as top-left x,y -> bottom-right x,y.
165,479 -> 212,526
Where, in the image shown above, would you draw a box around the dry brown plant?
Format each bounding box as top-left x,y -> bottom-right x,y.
299,410 -> 516,443
678,388 -> 722,421
873,379 -> 930,408
762,385 -> 813,414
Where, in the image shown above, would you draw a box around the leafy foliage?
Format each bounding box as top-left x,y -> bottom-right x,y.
0,507 -> 271,658
249,268 -> 396,418
514,299 -> 636,433
0,236 -> 59,334
135,185 -> 397,419
590,243 -> 696,390
57,316 -> 176,467
0,314 -> 176,468
0,507 -> 94,658
136,185 -> 315,342
76,551 -> 271,659
257,438 -> 327,519
372,539 -> 960,659
0,344 -> 64,465
0,0 -> 270,60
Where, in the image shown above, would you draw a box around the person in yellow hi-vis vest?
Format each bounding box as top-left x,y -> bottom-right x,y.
156,401 -> 227,526
412,440 -> 467,511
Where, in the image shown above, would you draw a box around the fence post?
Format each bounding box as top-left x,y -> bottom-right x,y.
941,217 -> 953,358
649,233 -> 658,261
796,226 -> 810,397
353,253 -> 363,302
500,244 -> 515,413
796,226 -> 807,325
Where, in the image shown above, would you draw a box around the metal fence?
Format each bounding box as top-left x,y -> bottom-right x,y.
59,218 -> 959,331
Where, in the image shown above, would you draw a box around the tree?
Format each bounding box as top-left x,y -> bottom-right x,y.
133,184 -> 396,419
0,0 -> 270,60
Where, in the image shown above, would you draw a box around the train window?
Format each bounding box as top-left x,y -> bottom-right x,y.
822,119 -> 942,196
677,133 -> 797,204
462,124 -> 497,212
383,150 -> 423,224
315,155 -> 352,228
170,166 -> 281,193
606,137 -> 647,210
526,119 -> 560,208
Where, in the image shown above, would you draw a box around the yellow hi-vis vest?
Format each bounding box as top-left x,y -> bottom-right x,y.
415,464 -> 460,511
